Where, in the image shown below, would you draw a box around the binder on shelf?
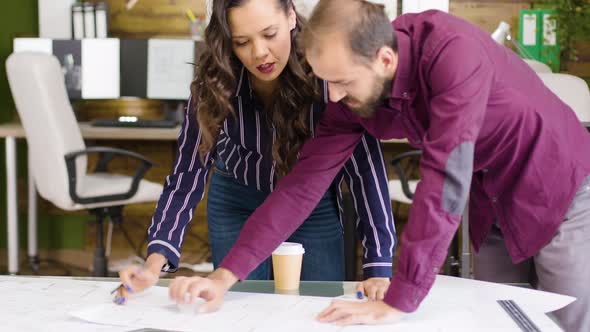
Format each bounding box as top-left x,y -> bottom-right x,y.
518,9 -> 560,72
71,3 -> 85,39
95,2 -> 109,38
83,2 -> 96,38
539,10 -> 560,72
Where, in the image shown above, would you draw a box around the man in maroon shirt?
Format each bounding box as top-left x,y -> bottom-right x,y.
168,1 -> 590,330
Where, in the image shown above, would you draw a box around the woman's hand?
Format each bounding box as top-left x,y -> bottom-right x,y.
356,277 -> 391,301
115,253 -> 165,304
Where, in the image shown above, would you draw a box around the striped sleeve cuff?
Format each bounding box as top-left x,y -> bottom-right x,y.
362,257 -> 393,278
147,240 -> 181,273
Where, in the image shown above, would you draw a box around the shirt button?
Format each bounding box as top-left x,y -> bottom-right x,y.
482,168 -> 489,173
491,197 -> 498,203
414,139 -> 422,144
433,267 -> 439,273
402,92 -> 409,98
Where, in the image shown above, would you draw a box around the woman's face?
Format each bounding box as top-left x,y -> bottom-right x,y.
228,0 -> 296,86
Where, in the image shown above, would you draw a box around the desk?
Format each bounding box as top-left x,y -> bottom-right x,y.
2,276 -> 567,331
0,122 -> 181,274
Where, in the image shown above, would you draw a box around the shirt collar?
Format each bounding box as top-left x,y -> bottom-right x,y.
234,65 -> 253,99
388,29 -> 414,104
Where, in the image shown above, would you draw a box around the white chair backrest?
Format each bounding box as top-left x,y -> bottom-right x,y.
6,52 -> 87,209
537,73 -> 590,122
524,59 -> 552,73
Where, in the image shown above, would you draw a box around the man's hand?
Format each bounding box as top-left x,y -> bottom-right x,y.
168,268 -> 238,313
357,277 -> 390,301
316,300 -> 404,325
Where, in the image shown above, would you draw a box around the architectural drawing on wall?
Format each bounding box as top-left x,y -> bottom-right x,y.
147,39 -> 195,100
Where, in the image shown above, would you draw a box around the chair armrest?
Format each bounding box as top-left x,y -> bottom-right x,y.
390,150 -> 422,200
64,147 -> 154,205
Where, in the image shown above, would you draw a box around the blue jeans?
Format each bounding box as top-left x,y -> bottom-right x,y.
207,160 -> 345,281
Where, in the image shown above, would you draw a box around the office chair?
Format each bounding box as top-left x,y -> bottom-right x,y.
524,59 -> 552,74
388,150 -> 421,205
537,73 -> 590,122
6,52 -> 162,276
387,150 -> 461,277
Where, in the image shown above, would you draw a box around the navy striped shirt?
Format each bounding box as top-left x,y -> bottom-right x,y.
147,67 -> 397,278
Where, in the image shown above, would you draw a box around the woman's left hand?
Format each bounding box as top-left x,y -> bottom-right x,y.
357,277 -> 390,301
316,300 -> 404,325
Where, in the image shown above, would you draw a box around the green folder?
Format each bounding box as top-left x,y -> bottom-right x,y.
518,9 -> 560,72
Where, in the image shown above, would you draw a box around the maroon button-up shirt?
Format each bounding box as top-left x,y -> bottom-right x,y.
220,11 -> 590,312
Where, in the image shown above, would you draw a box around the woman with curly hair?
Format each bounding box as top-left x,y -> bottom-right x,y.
116,0 -> 396,304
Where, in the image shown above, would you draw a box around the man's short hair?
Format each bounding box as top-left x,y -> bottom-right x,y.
301,0 -> 397,62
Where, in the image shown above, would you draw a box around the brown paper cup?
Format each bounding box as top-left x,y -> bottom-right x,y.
272,242 -> 305,290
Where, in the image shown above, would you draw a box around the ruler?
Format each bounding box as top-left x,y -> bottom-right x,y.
498,299 -> 542,332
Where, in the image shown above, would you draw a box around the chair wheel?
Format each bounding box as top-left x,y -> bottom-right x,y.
29,256 -> 41,274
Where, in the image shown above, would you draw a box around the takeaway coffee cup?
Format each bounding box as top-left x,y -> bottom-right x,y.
272,242 -> 305,290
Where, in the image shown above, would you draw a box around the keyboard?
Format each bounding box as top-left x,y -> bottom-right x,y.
91,118 -> 179,128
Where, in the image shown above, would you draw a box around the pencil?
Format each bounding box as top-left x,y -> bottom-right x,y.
186,9 -> 197,23
111,283 -> 125,294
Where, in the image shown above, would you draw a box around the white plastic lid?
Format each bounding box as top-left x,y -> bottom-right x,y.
272,242 -> 305,256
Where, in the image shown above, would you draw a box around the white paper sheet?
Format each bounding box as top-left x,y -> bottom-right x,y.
69,275 -> 574,332
0,276 -> 130,332
81,38 -> 120,99
147,39 -> 195,100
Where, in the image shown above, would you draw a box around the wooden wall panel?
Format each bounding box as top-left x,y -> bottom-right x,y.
450,1 -> 531,34
100,0 -> 207,38
97,1 -> 534,38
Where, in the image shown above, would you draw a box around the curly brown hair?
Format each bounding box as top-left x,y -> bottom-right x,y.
191,0 -> 319,178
